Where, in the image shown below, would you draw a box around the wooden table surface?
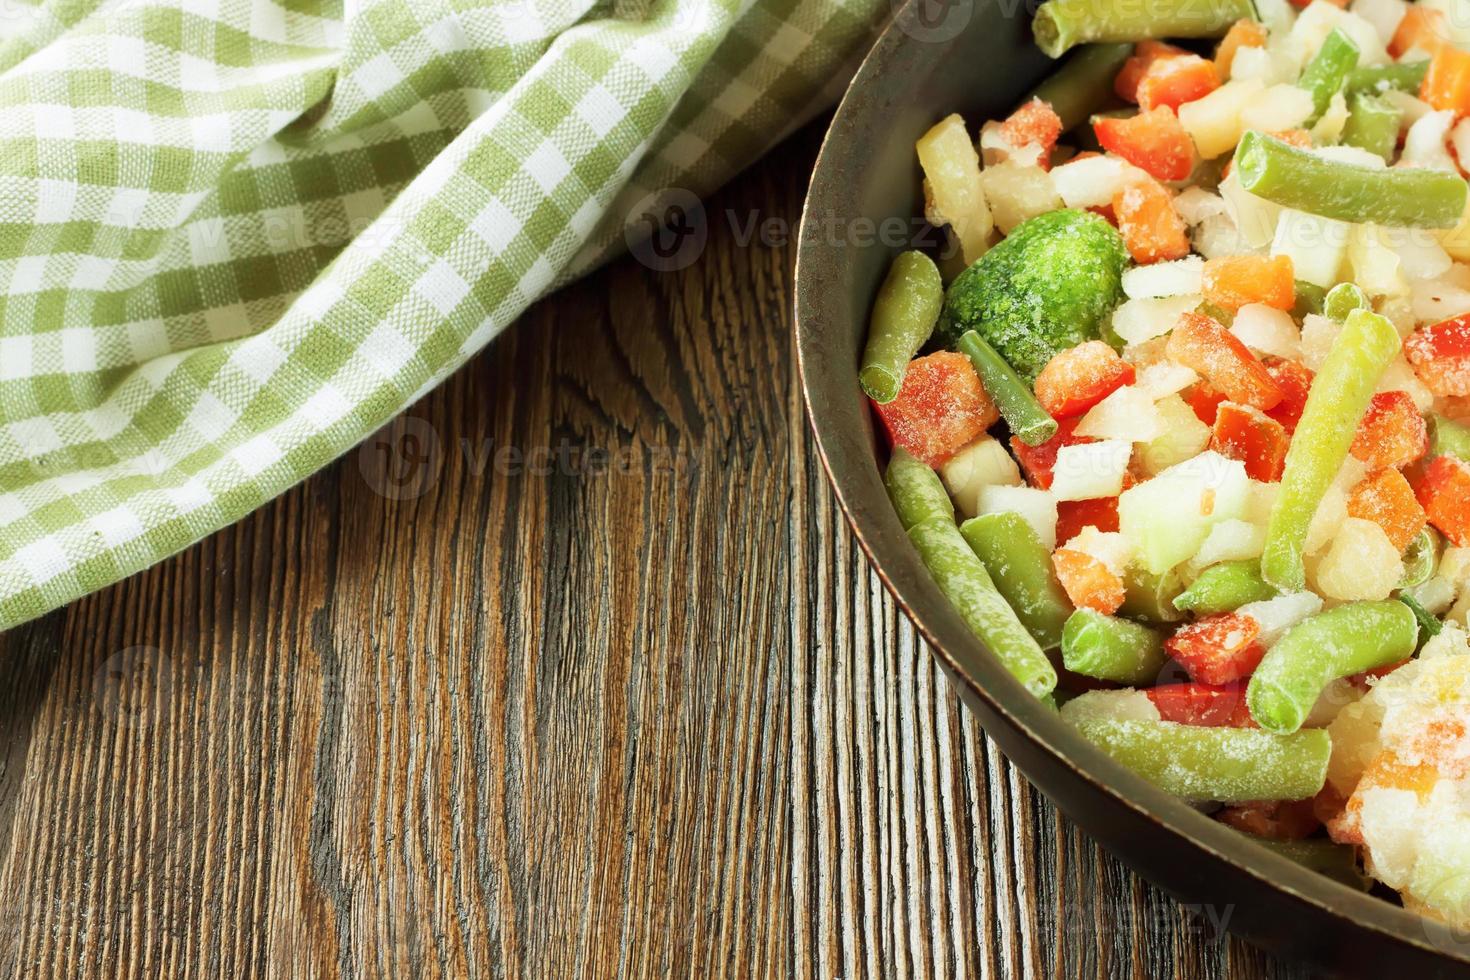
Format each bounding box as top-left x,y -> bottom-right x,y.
0,121 -> 1315,979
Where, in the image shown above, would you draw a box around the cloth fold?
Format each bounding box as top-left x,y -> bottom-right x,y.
0,0 -> 883,628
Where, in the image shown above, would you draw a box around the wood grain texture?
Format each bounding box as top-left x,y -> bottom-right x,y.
0,122 -> 1314,979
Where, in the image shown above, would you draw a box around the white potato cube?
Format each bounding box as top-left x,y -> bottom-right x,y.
1192,212 -> 1262,259
1350,0 -> 1408,44
1289,2 -> 1390,66
1179,78 -> 1267,159
1192,518 -> 1268,568
1311,92 -> 1350,143
1219,170 -> 1283,248
1119,452 -> 1251,574
1050,440 -> 1132,501
1050,155 -> 1134,209
1313,144 -> 1387,168
1237,592 -> 1324,647
1241,83 -> 1316,132
1300,313 -> 1341,372
1382,226 -> 1454,281
940,436 -> 1022,517
1271,208 -> 1350,288
916,114 -> 992,264
1173,188 -> 1227,226
1244,479 -> 1280,526
979,161 -> 1063,234
1313,517 -> 1405,600
1231,45 -> 1296,85
1063,526 -> 1135,576
1110,294 -> 1201,346
1412,270 -> 1470,323
1136,361 -> 1199,400
1074,386 -> 1167,443
1402,109 -> 1458,172
1304,482 -> 1349,556
1348,224 -> 1407,298
1231,303 -> 1302,359
978,120 -> 1045,168
1137,395 -> 1213,476
976,485 -> 1059,551
1123,256 -> 1204,299
1377,356 -> 1436,410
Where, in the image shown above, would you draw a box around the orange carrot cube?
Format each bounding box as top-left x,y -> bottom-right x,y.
1348,468 -> 1428,551
1094,107 -> 1195,181
1414,454 -> 1470,546
1137,55 -> 1220,112
1351,390 -> 1430,471
1113,176 -> 1190,264
1422,35 -> 1470,115
1264,359 -> 1314,434
1034,340 -> 1137,418
1164,612 -> 1266,685
872,352 -> 999,466
999,98 -> 1063,169
1405,314 -> 1470,396
1115,40 -> 1191,103
1052,548 -> 1126,614
1215,19 -> 1268,76
1392,5 -> 1447,58
1202,254 -> 1296,313
1212,401 -> 1290,482
1166,311 -> 1285,411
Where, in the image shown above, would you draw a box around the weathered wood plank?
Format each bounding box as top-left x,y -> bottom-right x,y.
0,122 -> 1307,979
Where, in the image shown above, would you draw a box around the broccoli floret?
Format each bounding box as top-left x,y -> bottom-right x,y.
936,209 -> 1128,379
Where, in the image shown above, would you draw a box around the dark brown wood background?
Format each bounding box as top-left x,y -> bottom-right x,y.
0,122 -> 1312,979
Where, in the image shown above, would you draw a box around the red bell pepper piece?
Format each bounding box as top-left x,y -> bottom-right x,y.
1164,612 -> 1266,685
1166,311 -> 1285,411
1146,682 -> 1256,727
1033,341 -> 1136,418
872,352 -> 1000,466
1212,401 -> 1290,482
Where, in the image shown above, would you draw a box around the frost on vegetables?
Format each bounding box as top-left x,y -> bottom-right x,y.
861,0 -> 1470,928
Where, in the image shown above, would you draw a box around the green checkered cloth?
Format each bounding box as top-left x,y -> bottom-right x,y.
0,0 -> 882,628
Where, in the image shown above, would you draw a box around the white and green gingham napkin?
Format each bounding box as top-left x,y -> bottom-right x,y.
0,0 -> 883,628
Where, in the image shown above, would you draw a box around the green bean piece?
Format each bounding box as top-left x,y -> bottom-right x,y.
1248,837 -> 1371,891
1031,0 -> 1255,58
1324,281 -> 1368,322
1196,299 -> 1235,327
1061,609 -> 1167,684
1247,601 -> 1419,734
1262,310 -> 1401,591
1120,564 -> 1185,623
885,448 -> 954,531
1234,130 -> 1470,228
1341,92 -> 1401,162
1297,29 -> 1359,125
1430,413 -> 1470,462
1345,60 -> 1429,97
1292,280 -> 1326,320
1074,719 -> 1331,803
1172,560 -> 1277,615
961,512 -> 1073,650
860,251 -> 943,403
908,517 -> 1059,698
955,330 -> 1059,446
1027,43 -> 1133,132
1399,526 -> 1442,590
1400,592 -> 1444,641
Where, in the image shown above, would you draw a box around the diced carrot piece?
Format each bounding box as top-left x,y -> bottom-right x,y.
1056,495 -> 1122,544
1212,401 -> 1290,482
1146,682 -> 1256,727
1351,390 -> 1430,470
1202,254 -> 1295,313
1113,176 -> 1190,264
1166,311 -> 1285,411
1115,40 -> 1191,103
1421,43 -> 1470,116
1264,359 -> 1314,434
1414,453 -> 1470,545
1215,19 -> 1268,76
1034,341 -> 1137,418
1094,107 -> 1195,181
999,98 -> 1063,170
1137,55 -> 1219,112
1347,468 -> 1428,551
1183,381 -> 1227,426
1164,612 -> 1266,685
1392,5 -> 1447,58
1052,548 -> 1126,614
1405,314 -> 1470,396
1011,416 -> 1088,490
873,352 -> 1000,466
1217,799 -> 1321,840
